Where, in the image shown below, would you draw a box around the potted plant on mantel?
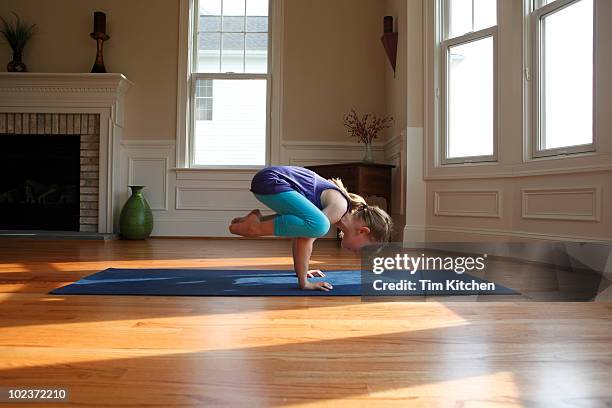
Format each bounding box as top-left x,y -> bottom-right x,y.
343,109 -> 393,163
0,11 -> 38,72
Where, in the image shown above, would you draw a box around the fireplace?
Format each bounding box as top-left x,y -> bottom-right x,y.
0,113 -> 101,232
0,134 -> 80,230
0,73 -> 133,234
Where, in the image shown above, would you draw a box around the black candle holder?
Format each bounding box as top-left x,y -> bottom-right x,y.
90,31 -> 110,73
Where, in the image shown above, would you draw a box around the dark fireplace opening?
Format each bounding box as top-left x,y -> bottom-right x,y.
0,134 -> 80,231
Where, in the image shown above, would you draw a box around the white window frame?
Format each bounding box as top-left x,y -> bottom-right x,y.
175,0 -> 283,170
439,0 -> 499,165
526,0 -> 597,159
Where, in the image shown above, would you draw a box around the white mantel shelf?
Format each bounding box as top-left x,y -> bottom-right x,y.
0,72 -> 134,126
0,72 -> 133,93
0,72 -> 134,234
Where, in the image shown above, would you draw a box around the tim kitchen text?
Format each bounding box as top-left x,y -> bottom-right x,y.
372,279 -> 495,292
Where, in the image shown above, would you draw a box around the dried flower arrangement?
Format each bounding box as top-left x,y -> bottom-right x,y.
343,109 -> 394,145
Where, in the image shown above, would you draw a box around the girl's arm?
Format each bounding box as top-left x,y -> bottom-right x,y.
291,194 -> 345,291
292,237 -> 333,291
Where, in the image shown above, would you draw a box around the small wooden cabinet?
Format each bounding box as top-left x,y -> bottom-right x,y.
306,162 -> 395,242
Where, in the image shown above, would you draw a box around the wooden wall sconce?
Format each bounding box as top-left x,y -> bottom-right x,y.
381,16 -> 398,77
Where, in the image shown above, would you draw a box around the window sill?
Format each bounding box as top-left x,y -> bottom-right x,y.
172,166 -> 265,172
436,159 -> 499,168
172,166 -> 264,181
528,150 -> 597,162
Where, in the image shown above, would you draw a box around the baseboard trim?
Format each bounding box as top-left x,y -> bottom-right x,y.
423,225 -> 612,244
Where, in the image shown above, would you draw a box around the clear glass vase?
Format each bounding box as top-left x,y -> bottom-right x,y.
362,142 -> 374,162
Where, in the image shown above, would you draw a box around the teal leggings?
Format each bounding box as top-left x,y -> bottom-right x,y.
254,191 -> 331,238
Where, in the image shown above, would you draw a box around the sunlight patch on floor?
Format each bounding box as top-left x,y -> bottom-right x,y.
0,303 -> 470,366
43,258 -> 323,272
366,371 -> 522,407
0,263 -> 29,272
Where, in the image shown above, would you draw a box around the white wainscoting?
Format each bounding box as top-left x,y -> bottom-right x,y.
120,137 -> 404,237
434,190 -> 502,218
522,187 -> 601,222
120,140 -> 174,217
281,140 -> 386,167
176,186 -> 263,211
424,225 -> 612,244
127,157 -> 169,211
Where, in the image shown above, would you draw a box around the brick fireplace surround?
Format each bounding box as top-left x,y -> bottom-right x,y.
0,113 -> 101,232
0,73 -> 133,234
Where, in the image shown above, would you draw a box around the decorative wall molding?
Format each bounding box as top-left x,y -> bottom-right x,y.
122,139 -> 176,148
425,162 -> 612,180
434,190 -> 502,218
281,139 -> 386,166
128,157 -> 169,211
282,140 -> 386,152
0,73 -> 133,94
522,187 -> 601,222
174,167 -> 258,181
0,73 -> 133,233
175,186 -> 263,211
425,225 -> 612,244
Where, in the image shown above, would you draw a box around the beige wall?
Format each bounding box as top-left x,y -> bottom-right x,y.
283,0 -> 387,142
383,0 -> 406,140
0,0 -> 179,141
384,0 -> 423,139
1,0 -> 389,143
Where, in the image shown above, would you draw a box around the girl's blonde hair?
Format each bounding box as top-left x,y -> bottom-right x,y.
329,178 -> 393,243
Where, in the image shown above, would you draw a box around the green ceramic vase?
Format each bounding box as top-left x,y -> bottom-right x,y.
119,185 -> 154,240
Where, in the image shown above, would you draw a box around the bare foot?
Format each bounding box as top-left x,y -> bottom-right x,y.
229,211 -> 261,237
231,209 -> 262,224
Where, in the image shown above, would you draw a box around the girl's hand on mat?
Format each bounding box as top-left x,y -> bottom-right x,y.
307,270 -> 326,278
302,281 -> 333,291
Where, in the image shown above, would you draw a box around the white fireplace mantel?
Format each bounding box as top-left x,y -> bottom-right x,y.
0,72 -> 134,234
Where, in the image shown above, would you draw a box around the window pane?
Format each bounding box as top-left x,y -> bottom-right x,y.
247,0 -> 269,16
196,98 -> 213,121
204,80 -> 213,97
221,33 -> 245,72
223,16 -> 245,32
245,33 -> 268,73
247,16 -> 268,32
223,0 -> 246,16
200,15 -> 221,32
473,0 -> 496,31
449,0 -> 472,38
199,32 -> 220,72
200,0 -> 221,16
447,36 -> 494,158
194,79 -> 267,166
541,0 -> 593,150
246,0 -> 268,32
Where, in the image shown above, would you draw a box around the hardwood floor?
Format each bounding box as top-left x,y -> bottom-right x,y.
0,238 -> 610,407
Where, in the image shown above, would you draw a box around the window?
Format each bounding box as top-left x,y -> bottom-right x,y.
530,0 -> 595,157
441,0 -> 498,164
195,80 -> 213,121
191,0 -> 271,167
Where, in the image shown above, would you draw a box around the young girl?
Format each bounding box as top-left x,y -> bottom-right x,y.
229,165 -> 393,292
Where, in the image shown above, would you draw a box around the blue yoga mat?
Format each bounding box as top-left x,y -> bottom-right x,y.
49,268 -> 518,297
